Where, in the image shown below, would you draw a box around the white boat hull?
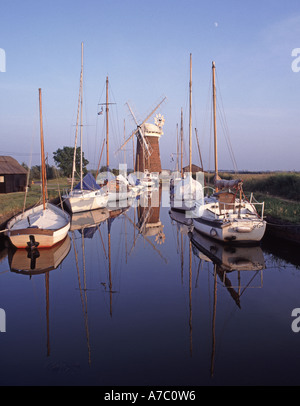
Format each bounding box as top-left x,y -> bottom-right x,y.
193,215 -> 266,243
192,196 -> 266,244
6,203 -> 70,249
170,197 -> 195,213
64,190 -> 109,213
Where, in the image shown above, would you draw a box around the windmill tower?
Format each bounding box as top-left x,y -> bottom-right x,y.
118,97 -> 166,173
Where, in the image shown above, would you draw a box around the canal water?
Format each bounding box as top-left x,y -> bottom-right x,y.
0,186 -> 300,386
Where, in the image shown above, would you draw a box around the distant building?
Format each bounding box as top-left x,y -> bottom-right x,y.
0,156 -> 27,193
183,164 -> 203,174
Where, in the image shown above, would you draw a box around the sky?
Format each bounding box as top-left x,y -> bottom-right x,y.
1,0 -> 300,172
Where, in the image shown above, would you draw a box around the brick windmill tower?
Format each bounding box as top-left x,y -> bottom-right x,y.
118,97 -> 166,174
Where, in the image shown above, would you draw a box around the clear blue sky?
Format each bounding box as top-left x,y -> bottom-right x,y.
1,0 -> 300,172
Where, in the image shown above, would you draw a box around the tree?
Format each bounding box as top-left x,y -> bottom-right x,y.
53,146 -> 89,178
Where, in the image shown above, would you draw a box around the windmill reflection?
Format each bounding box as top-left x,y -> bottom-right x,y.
124,186 -> 168,264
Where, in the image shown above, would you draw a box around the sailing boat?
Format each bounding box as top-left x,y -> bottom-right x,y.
6,89 -> 70,249
63,43 -> 109,214
170,53 -> 203,213
98,76 -> 133,206
192,62 -> 266,243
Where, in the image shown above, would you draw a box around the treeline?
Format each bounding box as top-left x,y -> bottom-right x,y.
21,164 -> 124,182
21,163 -> 62,181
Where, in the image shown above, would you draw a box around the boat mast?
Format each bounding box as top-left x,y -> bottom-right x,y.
38,88 -> 46,210
106,76 -> 109,169
212,61 -> 218,185
180,107 -> 183,178
71,42 -> 83,192
176,123 -> 179,172
189,53 -> 192,175
80,43 -> 84,190
195,128 -> 204,170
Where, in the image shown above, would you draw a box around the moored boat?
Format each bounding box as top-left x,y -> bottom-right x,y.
6,89 -> 70,248
63,43 -> 109,214
191,62 -> 266,244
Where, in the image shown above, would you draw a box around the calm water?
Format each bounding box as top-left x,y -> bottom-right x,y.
1,186 -> 300,387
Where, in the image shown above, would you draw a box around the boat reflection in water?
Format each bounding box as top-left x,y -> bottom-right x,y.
189,228 -> 265,377
190,229 -> 265,307
169,208 -> 193,233
8,234 -> 71,275
8,235 -> 71,359
69,201 -> 133,366
70,207 -> 110,235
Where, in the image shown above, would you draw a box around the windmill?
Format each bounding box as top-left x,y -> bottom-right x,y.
117,96 -> 166,173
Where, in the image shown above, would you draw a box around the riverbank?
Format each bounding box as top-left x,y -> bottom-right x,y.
265,214 -> 300,244
1,172 -> 300,244
0,178 -> 69,230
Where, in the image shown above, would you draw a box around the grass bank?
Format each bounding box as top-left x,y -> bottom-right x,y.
0,178 -> 70,227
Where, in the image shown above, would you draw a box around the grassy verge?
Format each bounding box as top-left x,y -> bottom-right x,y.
253,193 -> 300,224
0,178 -> 70,225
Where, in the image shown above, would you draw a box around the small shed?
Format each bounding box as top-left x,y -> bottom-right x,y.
0,156 -> 27,193
183,164 -> 203,175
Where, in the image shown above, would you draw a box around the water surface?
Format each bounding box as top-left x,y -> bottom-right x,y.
0,187 -> 300,386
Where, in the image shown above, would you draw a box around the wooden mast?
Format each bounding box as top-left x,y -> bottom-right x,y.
71,42 -> 83,192
212,61 -> 218,189
38,88 -> 46,210
180,107 -> 183,178
124,119 -> 126,164
189,53 -> 192,175
176,123 -> 179,172
106,76 -> 109,169
80,42 -> 83,190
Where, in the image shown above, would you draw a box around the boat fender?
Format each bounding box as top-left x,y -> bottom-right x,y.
210,228 -> 217,237
236,226 -> 252,233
